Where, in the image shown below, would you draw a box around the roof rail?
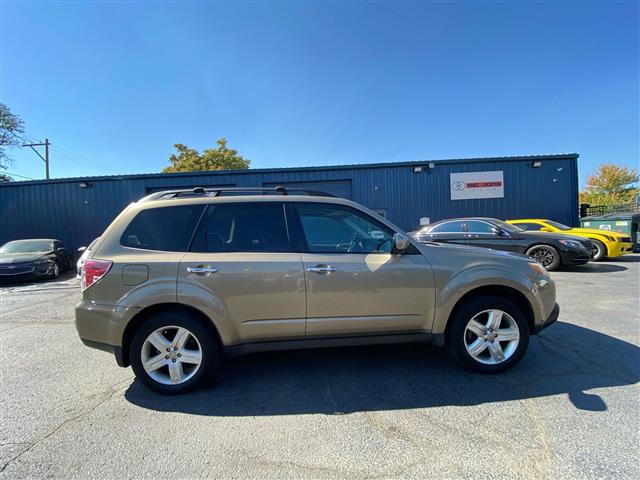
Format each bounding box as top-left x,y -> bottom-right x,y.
138,186 -> 336,202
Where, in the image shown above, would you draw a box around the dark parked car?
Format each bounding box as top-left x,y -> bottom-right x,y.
409,218 -> 594,271
0,239 -> 73,282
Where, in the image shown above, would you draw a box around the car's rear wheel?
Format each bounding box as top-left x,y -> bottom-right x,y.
525,245 -> 560,271
447,295 -> 530,373
130,313 -> 218,394
591,239 -> 607,261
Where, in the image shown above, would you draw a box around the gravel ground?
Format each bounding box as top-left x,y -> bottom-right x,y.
1,256 -> 638,479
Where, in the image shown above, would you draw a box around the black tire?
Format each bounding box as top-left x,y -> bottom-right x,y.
525,244 -> 561,271
49,261 -> 60,279
130,312 -> 219,394
591,239 -> 607,261
447,295 -> 530,374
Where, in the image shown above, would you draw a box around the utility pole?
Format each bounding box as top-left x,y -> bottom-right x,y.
22,138 -> 50,179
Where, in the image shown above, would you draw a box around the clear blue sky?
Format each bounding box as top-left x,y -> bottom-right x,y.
1,1 -> 638,188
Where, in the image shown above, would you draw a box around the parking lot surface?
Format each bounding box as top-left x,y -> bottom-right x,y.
1,257 -> 639,479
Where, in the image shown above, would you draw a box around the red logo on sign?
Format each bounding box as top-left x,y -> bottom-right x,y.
465,181 -> 502,188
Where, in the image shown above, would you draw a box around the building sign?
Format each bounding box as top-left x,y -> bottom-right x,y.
450,171 -> 504,200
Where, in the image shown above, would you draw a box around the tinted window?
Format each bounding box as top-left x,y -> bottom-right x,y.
515,222 -> 543,231
429,221 -> 464,233
465,221 -> 497,234
296,203 -> 394,254
192,203 -> 290,252
121,205 -> 205,251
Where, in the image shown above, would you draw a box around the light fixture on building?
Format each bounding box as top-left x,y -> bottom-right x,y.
78,182 -> 89,188
531,161 -> 542,168
413,166 -> 423,173
428,162 -> 435,169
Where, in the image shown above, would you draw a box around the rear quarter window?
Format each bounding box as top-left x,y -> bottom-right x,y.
121,205 -> 205,252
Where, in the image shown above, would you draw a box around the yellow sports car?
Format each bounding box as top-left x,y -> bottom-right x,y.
507,219 -> 633,261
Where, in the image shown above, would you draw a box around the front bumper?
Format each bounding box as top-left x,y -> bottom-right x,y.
560,249 -> 592,266
607,242 -> 634,257
0,263 -> 54,282
533,303 -> 559,334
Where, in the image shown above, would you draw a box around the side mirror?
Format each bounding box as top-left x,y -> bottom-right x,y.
77,246 -> 87,253
392,233 -> 410,253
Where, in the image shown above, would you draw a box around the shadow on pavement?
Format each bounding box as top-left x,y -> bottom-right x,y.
125,321 -> 639,415
560,263 -> 628,273
0,271 -> 78,290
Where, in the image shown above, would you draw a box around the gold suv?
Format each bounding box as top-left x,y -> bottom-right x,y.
76,187 -> 559,394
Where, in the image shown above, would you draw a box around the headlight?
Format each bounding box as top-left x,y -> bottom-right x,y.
527,262 -> 547,275
558,239 -> 584,249
33,259 -> 52,265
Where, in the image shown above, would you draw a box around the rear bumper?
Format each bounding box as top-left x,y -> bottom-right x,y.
533,303 -> 559,335
75,299 -> 138,366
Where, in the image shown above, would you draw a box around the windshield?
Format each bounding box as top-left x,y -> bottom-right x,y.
492,219 -> 524,233
544,220 -> 572,231
0,240 -> 53,254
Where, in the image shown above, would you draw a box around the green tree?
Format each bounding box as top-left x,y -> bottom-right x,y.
579,164 -> 639,206
163,138 -> 250,173
0,103 -> 25,170
0,173 -> 12,182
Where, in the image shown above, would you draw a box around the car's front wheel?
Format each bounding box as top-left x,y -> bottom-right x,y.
591,239 -> 607,261
49,261 -> 60,279
447,296 -> 530,373
525,245 -> 560,271
130,312 -> 218,394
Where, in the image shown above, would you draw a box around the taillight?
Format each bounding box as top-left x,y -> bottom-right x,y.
82,259 -> 112,291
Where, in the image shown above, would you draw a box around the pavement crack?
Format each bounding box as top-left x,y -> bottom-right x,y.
0,377 -> 132,475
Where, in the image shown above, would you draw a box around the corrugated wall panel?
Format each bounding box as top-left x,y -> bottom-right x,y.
0,155 -> 579,250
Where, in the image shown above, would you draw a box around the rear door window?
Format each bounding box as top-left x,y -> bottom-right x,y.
121,205 -> 205,251
428,221 -> 465,233
465,221 -> 497,234
191,203 -> 291,252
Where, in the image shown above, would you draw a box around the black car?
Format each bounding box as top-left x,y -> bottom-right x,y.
0,239 -> 73,282
409,218 -> 594,271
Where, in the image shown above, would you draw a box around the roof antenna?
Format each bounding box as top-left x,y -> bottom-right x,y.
274,185 -> 288,195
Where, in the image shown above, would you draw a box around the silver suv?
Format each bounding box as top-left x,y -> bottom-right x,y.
76,187 -> 559,394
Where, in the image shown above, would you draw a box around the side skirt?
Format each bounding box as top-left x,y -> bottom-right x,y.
223,332 -> 444,357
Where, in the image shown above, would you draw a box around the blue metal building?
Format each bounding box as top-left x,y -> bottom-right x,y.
0,153 -> 579,250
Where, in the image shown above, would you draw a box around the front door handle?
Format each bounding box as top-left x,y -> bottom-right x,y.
306,265 -> 337,275
186,265 -> 219,275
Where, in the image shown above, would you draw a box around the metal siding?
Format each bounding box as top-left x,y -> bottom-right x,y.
263,180 -> 353,199
0,155 -> 579,249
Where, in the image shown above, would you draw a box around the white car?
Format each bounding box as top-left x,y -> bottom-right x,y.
76,238 -> 99,277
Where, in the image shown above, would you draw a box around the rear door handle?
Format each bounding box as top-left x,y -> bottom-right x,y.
306,265 -> 337,275
186,265 -> 219,275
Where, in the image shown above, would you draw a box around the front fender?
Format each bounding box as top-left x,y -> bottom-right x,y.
432,263 -> 539,334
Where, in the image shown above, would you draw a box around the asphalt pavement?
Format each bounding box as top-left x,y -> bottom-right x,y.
1,256 -> 639,479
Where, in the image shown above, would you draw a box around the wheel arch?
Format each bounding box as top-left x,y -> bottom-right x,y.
444,285 -> 535,340
121,303 -> 222,367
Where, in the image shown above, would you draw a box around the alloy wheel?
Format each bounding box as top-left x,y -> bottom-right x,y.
463,309 -> 520,365
141,326 -> 202,385
530,248 -> 554,267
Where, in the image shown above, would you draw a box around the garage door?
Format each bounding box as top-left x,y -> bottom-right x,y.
264,180 -> 352,199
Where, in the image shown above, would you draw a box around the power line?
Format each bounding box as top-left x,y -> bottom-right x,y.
2,172 -> 36,180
